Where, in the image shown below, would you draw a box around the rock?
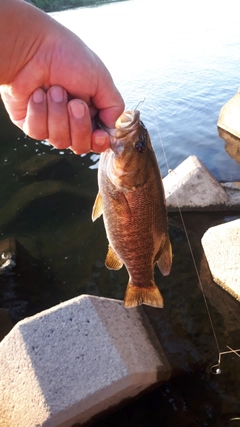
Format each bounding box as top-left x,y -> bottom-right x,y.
218,127 -> 240,164
19,154 -> 74,181
0,237 -> 54,323
0,237 -> 16,276
163,155 -> 229,211
0,308 -> 13,342
0,295 -> 171,427
217,89 -> 240,138
221,181 -> 240,208
0,180 -> 93,229
201,218 -> 240,301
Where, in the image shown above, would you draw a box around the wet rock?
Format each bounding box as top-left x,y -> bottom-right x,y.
19,154 -> 74,181
0,237 -> 55,322
0,295 -> 171,427
0,237 -> 17,275
0,308 -> 13,341
0,180 -> 93,229
201,218 -> 240,302
221,181 -> 240,208
217,89 -> 240,138
163,155 -> 229,211
218,127 -> 240,164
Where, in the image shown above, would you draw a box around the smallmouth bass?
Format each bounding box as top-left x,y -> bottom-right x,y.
92,110 -> 172,308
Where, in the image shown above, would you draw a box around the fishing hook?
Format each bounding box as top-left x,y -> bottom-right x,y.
134,97 -> 146,111
210,346 -> 240,375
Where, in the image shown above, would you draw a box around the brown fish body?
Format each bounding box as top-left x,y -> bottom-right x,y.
92,111 -> 172,308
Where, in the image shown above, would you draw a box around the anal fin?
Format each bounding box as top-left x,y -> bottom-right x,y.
156,237 -> 172,276
105,245 -> 123,270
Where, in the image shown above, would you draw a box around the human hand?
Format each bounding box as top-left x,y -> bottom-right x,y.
0,1 -> 124,154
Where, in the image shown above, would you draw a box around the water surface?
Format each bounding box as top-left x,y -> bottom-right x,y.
51,0 -> 240,179
0,0 -> 240,425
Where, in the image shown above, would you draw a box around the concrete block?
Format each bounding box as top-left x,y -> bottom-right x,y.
0,295 -> 171,427
163,155 -> 228,211
217,89 -> 240,138
201,219 -> 240,301
221,181 -> 240,209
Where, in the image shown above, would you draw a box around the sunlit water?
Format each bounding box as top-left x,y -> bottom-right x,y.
0,0 -> 240,425
51,0 -> 240,180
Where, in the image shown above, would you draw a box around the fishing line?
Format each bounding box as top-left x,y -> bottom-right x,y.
153,113 -> 239,375
210,346 -> 240,375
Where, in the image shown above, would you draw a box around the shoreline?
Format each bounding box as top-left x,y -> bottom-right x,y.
29,0 -> 124,13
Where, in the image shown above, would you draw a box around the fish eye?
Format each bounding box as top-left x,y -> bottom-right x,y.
135,140 -> 146,153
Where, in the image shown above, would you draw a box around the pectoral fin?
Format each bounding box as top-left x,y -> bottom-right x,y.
92,192 -> 103,222
156,237 -> 172,276
105,245 -> 123,270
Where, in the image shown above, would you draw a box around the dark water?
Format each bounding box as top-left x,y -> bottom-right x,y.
1,0 -> 240,425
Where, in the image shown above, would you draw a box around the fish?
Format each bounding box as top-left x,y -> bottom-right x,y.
92,110 -> 172,308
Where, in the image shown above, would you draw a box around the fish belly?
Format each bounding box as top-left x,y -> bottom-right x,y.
100,170 -> 171,308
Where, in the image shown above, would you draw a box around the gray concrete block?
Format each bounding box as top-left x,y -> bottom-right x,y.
217,89 -> 240,138
221,181 -> 240,209
0,295 -> 171,427
201,219 -> 240,301
163,155 -> 229,211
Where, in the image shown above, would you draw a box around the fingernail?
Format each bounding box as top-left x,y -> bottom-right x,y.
70,101 -> 85,119
51,86 -> 64,103
95,135 -> 107,146
33,88 -> 44,103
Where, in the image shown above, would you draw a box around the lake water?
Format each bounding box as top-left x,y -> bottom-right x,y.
51,0 -> 240,180
0,0 -> 240,425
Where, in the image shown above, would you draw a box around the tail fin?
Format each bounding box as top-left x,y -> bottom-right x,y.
124,281 -> 164,308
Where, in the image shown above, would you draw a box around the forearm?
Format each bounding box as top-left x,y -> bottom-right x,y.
0,0 -> 51,84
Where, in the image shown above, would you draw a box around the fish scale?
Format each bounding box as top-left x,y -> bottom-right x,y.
92,110 -> 172,308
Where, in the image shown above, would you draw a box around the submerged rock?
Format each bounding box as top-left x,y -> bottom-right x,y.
0,308 -> 13,342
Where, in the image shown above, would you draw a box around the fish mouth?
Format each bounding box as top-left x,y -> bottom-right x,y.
96,110 -> 141,155
96,110 -> 140,135
115,111 -> 140,130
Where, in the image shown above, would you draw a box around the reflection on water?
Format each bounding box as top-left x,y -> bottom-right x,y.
32,0 -> 129,12
50,0 -> 240,182
0,0 -> 240,424
218,127 -> 240,165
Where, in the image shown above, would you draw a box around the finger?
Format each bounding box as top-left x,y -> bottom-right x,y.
23,88 -> 48,140
47,85 -> 71,149
98,100 -> 125,129
92,69 -> 125,128
91,129 -> 110,153
68,99 -> 92,154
